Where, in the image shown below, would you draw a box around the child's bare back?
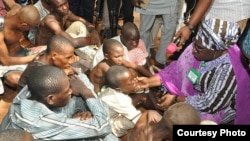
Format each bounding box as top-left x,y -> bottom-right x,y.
90,60 -> 110,93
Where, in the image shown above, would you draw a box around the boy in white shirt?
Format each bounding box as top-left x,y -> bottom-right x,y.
98,65 -> 160,138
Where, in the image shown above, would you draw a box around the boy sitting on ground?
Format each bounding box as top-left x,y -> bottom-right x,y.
90,39 -> 152,93
98,65 -> 161,139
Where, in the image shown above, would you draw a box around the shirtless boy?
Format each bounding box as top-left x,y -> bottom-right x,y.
36,0 -> 101,48
0,4 -> 39,64
0,4 -> 40,93
90,39 -> 152,93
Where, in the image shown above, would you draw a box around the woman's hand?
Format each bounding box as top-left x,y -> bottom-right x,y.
135,77 -> 150,90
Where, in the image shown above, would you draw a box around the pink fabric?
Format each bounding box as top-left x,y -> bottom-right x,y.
228,46 -> 250,124
156,43 -> 250,124
156,44 -> 199,96
0,0 -> 6,16
200,109 -> 225,124
166,42 -> 177,54
128,39 -> 148,66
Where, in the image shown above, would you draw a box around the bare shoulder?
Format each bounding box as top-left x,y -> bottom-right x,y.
5,5 -> 21,17
0,31 -> 4,40
91,62 -> 109,77
41,14 -> 62,32
0,32 -> 6,48
43,14 -> 58,25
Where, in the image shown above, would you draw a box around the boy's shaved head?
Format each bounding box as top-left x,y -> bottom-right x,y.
28,65 -> 68,101
46,35 -> 74,54
105,65 -> 129,89
18,5 -> 40,28
121,22 -> 139,36
102,39 -> 123,54
165,102 -> 201,125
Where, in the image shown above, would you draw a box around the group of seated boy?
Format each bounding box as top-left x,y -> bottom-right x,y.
2,0 -> 250,141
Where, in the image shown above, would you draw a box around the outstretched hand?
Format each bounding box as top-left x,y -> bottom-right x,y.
135,77 -> 150,89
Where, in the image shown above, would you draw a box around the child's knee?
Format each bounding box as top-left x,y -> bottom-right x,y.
3,71 -> 22,88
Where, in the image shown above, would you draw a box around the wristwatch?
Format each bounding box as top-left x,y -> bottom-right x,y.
184,21 -> 196,33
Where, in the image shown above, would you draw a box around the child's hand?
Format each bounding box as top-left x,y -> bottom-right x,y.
88,30 -> 101,47
69,75 -> 94,99
69,55 -> 80,64
156,94 -> 175,110
64,67 -> 75,75
73,111 -> 93,120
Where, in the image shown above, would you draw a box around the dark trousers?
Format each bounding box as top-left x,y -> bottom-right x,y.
68,0 -> 95,23
120,0 -> 134,23
107,0 -> 121,37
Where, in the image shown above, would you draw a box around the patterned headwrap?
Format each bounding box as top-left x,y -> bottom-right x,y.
195,18 -> 241,51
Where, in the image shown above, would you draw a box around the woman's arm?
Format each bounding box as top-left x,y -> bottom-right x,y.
136,75 -> 161,89
175,0 -> 214,45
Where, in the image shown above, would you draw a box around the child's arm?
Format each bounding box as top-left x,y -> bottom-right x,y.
134,65 -> 153,77
136,75 -> 162,89
122,59 -> 153,77
90,63 -> 109,93
3,0 -> 21,11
